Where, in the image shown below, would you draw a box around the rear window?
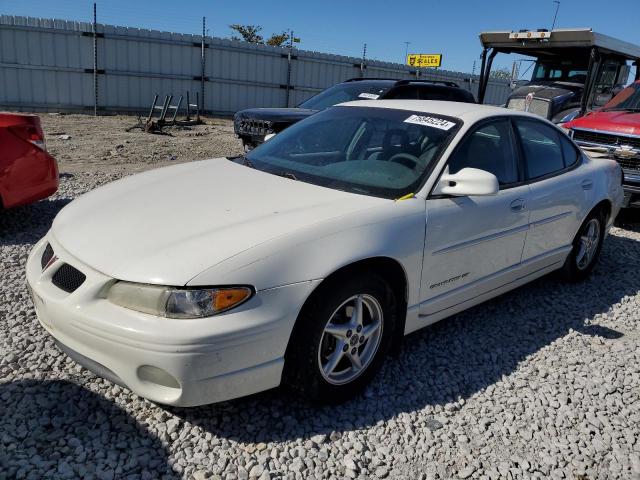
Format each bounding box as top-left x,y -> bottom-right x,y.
559,133 -> 580,167
515,119 -> 565,179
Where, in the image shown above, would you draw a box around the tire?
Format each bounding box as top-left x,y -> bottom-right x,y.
283,272 -> 397,404
560,209 -> 606,282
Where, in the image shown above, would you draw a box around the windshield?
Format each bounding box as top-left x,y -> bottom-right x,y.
245,106 -> 461,199
603,82 -> 640,111
532,61 -> 588,84
298,82 -> 394,111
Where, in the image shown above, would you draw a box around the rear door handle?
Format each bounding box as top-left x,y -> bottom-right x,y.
510,199 -> 526,212
581,179 -> 593,190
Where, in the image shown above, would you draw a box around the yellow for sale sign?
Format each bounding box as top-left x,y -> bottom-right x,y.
406,54 -> 442,68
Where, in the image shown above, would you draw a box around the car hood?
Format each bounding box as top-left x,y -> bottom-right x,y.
235,108 -> 317,123
568,110 -> 640,136
512,81 -> 582,101
51,159 -> 385,286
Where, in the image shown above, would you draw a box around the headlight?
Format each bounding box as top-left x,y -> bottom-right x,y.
107,282 -> 253,319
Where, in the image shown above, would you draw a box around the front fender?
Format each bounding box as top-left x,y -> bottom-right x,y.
188,198 -> 427,307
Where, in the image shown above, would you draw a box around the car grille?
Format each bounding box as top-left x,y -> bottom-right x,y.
51,263 -> 86,293
618,158 -> 640,171
507,97 -> 551,118
41,243 -> 54,270
572,129 -> 640,149
573,129 -> 640,171
235,119 -> 272,136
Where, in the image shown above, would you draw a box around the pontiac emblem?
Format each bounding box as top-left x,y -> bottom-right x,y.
524,93 -> 535,112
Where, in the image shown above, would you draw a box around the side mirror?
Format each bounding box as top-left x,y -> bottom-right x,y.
434,167 -> 499,196
594,92 -> 613,107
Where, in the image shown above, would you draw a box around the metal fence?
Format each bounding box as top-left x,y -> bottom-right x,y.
0,15 -> 513,115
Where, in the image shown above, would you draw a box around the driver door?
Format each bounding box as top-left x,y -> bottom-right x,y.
418,118 -> 531,321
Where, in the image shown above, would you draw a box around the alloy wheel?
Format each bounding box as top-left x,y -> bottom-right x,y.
576,218 -> 601,270
317,294 -> 384,385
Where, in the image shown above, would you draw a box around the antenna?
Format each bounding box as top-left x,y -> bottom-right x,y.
551,1 -> 560,30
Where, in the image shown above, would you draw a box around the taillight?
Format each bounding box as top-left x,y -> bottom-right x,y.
9,123 -> 47,151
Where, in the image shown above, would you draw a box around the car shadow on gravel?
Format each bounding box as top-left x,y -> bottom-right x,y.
0,379 -> 180,479
172,232 -> 639,444
0,199 -> 70,246
616,208 -> 640,232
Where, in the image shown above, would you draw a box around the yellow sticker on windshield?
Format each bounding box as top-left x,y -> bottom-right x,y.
404,115 -> 455,131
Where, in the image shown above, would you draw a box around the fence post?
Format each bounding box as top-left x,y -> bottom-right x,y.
92,2 -> 98,116
285,30 -> 294,107
201,17 -> 206,115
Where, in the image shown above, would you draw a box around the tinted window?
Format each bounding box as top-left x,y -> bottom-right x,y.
603,82 -> 640,111
559,134 -> 580,167
532,61 -> 589,83
419,89 -> 450,101
515,120 -> 564,179
448,120 -> 518,186
298,81 -> 393,110
247,106 -> 461,199
383,85 -> 420,100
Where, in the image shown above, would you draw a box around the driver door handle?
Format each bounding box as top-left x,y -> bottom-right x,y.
510,199 -> 526,212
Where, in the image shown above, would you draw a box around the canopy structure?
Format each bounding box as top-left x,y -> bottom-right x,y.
479,29 -> 640,60
477,28 -> 640,108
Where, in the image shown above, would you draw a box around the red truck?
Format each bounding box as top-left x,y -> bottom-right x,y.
0,113 -> 58,209
567,80 -> 640,208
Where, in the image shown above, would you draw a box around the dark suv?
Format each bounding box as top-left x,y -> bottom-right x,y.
233,78 -> 476,149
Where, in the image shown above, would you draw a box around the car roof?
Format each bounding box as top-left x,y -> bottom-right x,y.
336,99 -> 540,123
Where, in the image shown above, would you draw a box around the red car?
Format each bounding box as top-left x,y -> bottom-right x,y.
0,113 -> 58,209
567,81 -> 640,208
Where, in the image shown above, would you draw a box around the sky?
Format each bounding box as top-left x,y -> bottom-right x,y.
2,0 -> 639,75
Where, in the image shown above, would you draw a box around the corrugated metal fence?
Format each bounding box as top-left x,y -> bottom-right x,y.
0,15 -> 513,115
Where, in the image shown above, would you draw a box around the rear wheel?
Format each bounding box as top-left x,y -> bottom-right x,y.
284,273 -> 397,403
561,210 -> 605,281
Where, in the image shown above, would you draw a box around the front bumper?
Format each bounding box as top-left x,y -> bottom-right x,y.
233,117 -> 272,148
26,235 -> 320,406
621,170 -> 640,207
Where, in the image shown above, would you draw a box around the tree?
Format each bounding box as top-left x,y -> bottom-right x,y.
266,31 -> 290,47
490,67 -> 512,80
229,24 -> 263,44
229,25 -> 300,47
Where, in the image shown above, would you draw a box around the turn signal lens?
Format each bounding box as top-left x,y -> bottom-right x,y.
214,288 -> 252,312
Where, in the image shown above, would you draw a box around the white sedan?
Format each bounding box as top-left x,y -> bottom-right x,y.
26,101 -> 623,406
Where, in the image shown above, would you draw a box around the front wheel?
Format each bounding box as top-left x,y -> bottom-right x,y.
561,210 -> 605,282
283,273 -> 397,403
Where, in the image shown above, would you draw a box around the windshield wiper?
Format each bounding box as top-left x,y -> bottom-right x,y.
275,171 -> 298,181
238,155 -> 255,168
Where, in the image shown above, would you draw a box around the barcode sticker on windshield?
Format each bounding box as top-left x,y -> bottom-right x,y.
358,92 -> 380,99
404,115 -> 456,130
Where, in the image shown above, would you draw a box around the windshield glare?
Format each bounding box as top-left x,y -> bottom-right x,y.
246,106 -> 461,199
532,61 -> 588,83
604,83 -> 640,110
298,82 -> 393,111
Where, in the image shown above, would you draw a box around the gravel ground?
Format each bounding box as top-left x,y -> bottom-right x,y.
1,114 -> 640,479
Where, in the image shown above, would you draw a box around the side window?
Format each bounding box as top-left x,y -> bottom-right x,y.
419,88 -> 448,101
515,119 -> 565,179
448,120 -> 518,186
384,86 -> 419,100
559,134 -> 580,167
